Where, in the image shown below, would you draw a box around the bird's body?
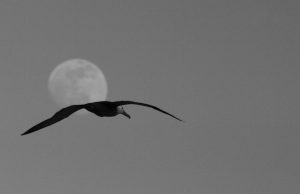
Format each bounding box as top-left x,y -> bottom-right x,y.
85,101 -> 119,117
21,100 -> 183,136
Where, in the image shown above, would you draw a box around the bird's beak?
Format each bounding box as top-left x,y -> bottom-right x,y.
122,111 -> 131,119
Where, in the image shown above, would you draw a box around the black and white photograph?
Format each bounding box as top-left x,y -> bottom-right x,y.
0,0 -> 299,193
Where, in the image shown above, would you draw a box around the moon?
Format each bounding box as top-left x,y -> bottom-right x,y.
48,59 -> 108,114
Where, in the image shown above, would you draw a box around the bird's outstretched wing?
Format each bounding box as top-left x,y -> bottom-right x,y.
21,104 -> 85,136
114,101 -> 183,122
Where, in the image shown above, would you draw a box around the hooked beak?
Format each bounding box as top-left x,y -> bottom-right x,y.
122,111 -> 131,119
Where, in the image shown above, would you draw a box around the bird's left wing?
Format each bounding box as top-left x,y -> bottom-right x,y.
21,104 -> 85,136
114,101 -> 184,122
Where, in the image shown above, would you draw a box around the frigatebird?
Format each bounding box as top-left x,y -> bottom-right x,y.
21,101 -> 183,136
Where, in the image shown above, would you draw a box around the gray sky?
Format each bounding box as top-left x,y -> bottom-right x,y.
0,0 -> 299,193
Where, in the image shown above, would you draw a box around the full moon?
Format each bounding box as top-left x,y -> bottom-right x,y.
48,59 -> 108,114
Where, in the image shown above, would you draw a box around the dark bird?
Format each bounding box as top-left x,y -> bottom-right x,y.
21,101 -> 183,136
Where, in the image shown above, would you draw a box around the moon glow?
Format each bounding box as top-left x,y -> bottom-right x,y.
48,59 -> 108,114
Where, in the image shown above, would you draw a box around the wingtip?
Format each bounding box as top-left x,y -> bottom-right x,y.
178,119 -> 185,123
21,131 -> 31,136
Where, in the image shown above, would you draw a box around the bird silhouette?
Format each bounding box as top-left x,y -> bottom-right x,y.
21,101 -> 183,136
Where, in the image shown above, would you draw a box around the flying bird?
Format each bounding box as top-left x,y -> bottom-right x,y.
21,101 -> 183,136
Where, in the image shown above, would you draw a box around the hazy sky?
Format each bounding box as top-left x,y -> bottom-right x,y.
0,0 -> 299,193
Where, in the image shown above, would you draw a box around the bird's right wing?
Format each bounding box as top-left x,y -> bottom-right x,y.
21,104 -> 85,136
114,101 -> 184,122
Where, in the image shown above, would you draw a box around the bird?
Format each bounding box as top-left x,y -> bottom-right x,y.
21,100 -> 183,136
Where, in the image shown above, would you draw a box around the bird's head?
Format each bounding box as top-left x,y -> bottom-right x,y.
117,106 -> 131,119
